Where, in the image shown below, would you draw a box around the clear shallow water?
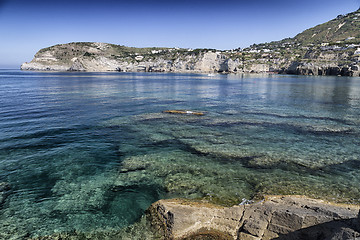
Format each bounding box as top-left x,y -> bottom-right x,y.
0,70 -> 360,238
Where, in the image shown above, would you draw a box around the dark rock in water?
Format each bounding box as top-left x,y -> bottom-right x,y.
147,196 -> 360,240
163,110 -> 205,116
119,166 -> 147,174
110,184 -> 144,192
0,182 -> 11,207
0,182 -> 10,192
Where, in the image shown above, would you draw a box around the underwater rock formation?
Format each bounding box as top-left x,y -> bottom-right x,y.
103,111 -> 360,205
0,182 -> 11,207
29,216 -> 158,240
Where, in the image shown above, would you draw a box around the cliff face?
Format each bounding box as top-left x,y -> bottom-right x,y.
21,42 -> 235,73
21,40 -> 360,76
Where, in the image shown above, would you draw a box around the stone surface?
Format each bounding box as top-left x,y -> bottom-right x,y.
147,199 -> 244,239
147,195 -> 360,240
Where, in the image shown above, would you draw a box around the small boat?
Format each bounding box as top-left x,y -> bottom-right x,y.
207,73 -> 215,77
163,110 -> 205,116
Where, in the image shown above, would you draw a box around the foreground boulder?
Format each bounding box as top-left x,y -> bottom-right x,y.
147,195 -> 360,240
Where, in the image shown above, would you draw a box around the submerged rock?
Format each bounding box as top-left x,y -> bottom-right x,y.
29,215 -> 158,240
163,110 -> 205,116
147,196 -> 360,240
115,151 -> 256,205
104,111 -> 360,205
0,182 -> 11,207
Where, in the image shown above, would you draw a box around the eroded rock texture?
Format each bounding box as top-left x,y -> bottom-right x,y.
147,196 -> 360,240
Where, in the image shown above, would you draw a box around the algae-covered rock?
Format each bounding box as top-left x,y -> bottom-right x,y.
111,111 -> 359,169
103,111 -> 360,205
115,151 -> 255,206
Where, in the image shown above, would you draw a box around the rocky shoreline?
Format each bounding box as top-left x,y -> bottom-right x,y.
147,195 -> 360,240
28,195 -> 360,240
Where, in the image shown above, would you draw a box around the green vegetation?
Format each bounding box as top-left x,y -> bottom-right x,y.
294,9 -> 360,44
83,52 -> 94,57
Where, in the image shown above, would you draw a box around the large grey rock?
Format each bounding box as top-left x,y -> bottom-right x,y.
147,199 -> 242,239
147,195 -> 360,240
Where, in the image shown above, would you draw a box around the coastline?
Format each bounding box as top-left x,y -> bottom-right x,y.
20,41 -> 360,77
18,67 -> 360,78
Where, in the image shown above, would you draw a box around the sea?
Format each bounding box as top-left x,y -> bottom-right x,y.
0,70 -> 360,239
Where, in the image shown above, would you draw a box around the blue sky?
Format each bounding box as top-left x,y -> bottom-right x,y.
0,0 -> 359,68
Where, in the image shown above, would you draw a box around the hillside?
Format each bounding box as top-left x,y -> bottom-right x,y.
21,8 -> 360,76
239,8 -> 360,76
294,9 -> 360,44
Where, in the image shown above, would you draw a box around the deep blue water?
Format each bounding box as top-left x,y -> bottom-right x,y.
0,70 -> 360,239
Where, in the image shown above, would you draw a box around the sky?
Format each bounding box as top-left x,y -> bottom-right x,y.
0,0 -> 359,68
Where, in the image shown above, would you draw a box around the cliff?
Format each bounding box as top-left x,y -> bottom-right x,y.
21,9 -> 360,76
20,42 -> 236,73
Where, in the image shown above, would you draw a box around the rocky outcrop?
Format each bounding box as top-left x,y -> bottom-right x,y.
244,64 -> 270,73
147,195 -> 360,240
282,61 -> 360,76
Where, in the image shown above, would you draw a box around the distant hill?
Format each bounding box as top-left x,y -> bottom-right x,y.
21,8 -> 360,76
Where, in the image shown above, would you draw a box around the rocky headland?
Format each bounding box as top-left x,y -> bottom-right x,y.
21,9 -> 360,76
20,42 -> 239,73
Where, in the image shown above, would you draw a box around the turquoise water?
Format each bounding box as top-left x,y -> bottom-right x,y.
0,70 -> 360,239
